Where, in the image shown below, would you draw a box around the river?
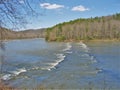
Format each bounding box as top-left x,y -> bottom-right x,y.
0,38 -> 120,89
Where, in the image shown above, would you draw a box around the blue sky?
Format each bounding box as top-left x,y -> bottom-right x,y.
23,0 -> 120,29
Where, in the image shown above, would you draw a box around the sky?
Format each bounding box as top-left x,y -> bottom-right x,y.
22,0 -> 120,30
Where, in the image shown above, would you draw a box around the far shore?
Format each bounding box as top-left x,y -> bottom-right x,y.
0,38 -> 120,43
47,39 -> 120,43
83,39 -> 120,42
0,38 -> 44,42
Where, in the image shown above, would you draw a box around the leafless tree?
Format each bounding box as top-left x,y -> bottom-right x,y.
0,0 -> 44,29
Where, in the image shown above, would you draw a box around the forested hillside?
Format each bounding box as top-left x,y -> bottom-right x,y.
46,13 -> 120,41
0,28 -> 45,40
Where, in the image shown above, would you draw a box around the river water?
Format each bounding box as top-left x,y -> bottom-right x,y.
0,38 -> 120,89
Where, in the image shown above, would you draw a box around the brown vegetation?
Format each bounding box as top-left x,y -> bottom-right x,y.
0,27 -> 45,40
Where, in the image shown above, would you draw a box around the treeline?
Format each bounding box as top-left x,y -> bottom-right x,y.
0,28 -> 45,40
46,13 -> 120,41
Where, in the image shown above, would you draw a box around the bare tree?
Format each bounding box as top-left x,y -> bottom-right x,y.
0,0 -> 44,29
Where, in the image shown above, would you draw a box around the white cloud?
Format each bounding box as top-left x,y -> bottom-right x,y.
40,3 -> 64,10
72,5 -> 90,12
19,0 -> 24,4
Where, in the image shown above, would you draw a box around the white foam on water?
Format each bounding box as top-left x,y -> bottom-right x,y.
51,53 -> 66,69
90,56 -> 94,60
41,62 -> 59,71
81,53 -> 97,64
41,53 -> 66,71
47,63 -> 58,68
1,74 -> 12,81
56,54 -> 66,61
10,68 -> 27,76
79,42 -> 97,64
91,59 -> 97,63
79,41 -> 87,48
78,41 -> 89,52
87,68 -> 102,75
1,68 -> 27,81
81,54 -> 90,57
95,68 -> 103,74
41,67 -> 51,71
62,43 -> 72,52
90,56 -> 97,63
31,66 -> 39,70
97,69 -> 102,73
65,51 -> 73,54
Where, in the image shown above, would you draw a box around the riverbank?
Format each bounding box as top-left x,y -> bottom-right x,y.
46,38 -> 120,43
0,82 -> 13,90
1,36 -> 120,43
0,38 -> 45,42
